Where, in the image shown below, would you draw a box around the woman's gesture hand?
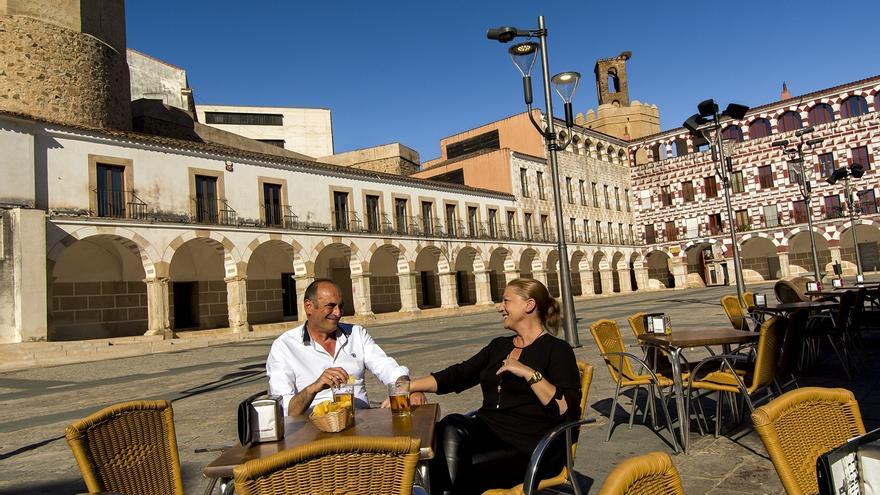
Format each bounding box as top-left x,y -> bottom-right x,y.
496,356 -> 533,380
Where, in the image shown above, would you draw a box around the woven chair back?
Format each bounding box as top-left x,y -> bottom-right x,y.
64,400 -> 183,495
590,320 -> 638,382
233,436 -> 420,495
774,279 -> 806,303
749,316 -> 787,392
596,451 -> 684,495
720,295 -> 747,330
627,312 -> 647,338
752,387 -> 865,495
571,361 -> 594,460
743,292 -> 756,310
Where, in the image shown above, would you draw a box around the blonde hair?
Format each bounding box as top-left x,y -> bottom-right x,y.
506,278 -> 561,335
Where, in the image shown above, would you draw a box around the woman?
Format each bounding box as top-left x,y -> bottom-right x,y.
409,278 -> 581,495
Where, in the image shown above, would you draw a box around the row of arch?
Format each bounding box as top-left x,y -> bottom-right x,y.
558,131 -> 628,164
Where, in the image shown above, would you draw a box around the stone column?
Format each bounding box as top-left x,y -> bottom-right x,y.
474,270 -> 493,306
671,260 -> 688,289
225,275 -> 251,333
617,268 -> 633,293
777,252 -> 791,279
635,267 -> 650,291
438,272 -> 460,310
532,269 -> 548,286
351,273 -> 374,317
578,268 -> 595,295
144,277 -> 172,338
600,268 -> 614,294
295,275 -> 314,320
397,272 -> 420,313
724,261 -> 736,286
504,269 -> 520,285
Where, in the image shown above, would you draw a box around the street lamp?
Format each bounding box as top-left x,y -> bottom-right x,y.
488,16 -> 581,348
683,99 -> 750,305
826,162 -> 866,278
772,127 -> 824,284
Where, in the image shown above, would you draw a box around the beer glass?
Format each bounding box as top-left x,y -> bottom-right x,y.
387,381 -> 411,416
332,381 -> 355,427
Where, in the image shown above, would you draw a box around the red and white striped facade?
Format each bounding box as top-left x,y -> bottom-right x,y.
627,76 -> 880,287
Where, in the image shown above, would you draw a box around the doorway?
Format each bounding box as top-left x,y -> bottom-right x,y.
281,273 -> 297,320
172,282 -> 199,329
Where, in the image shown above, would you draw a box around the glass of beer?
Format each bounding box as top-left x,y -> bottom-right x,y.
387,381 -> 411,416
332,381 -> 355,427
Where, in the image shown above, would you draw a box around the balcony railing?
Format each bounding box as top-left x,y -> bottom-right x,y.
91,189 -> 148,220
192,197 -> 237,226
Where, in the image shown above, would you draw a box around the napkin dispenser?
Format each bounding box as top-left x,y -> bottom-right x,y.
238,394 -> 285,445
754,293 -> 767,306
832,278 -> 844,288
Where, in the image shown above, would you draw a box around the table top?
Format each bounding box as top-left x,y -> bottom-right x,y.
203,403 -> 440,480
804,290 -> 847,297
638,328 -> 759,348
756,301 -> 837,312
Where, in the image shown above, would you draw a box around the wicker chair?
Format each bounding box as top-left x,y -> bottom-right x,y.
482,361 -> 594,495
64,400 -> 184,495
743,291 -> 756,310
775,279 -> 810,303
720,294 -> 758,331
233,436 -> 421,495
590,320 -> 680,452
752,387 -> 865,495
596,451 -> 685,495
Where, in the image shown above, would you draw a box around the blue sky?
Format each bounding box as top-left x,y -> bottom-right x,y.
126,1 -> 878,161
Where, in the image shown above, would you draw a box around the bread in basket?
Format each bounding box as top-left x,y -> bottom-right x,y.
309,400 -> 352,433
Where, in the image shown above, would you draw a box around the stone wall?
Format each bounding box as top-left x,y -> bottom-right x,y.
741,256 -> 773,280
247,278 -> 284,325
169,280 -> 228,330
789,250 -> 832,273
51,281 -> 147,340
0,15 -> 131,130
369,275 -> 402,313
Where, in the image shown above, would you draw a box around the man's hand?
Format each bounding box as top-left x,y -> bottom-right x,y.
311,367 -> 350,392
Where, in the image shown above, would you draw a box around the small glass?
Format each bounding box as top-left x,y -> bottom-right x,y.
387,381 -> 411,416
663,315 -> 672,335
332,382 -> 355,427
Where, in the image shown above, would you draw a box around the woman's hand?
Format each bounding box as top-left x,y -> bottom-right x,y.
496,356 -> 534,379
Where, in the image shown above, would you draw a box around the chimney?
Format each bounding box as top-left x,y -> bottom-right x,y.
780,82 -> 792,100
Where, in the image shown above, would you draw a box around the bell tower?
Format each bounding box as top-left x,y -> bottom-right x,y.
595,51 -> 631,107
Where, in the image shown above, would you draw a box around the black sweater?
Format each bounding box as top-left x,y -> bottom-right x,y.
432,333 -> 581,455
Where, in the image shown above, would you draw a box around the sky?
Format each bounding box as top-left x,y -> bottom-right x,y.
126,1 -> 878,162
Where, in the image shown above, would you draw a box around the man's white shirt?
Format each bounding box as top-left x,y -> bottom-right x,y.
266,322 -> 409,415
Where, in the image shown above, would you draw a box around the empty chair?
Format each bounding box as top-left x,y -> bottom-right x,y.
774,279 -> 809,303
65,400 -> 184,495
720,294 -> 757,331
233,436 -> 421,495
627,312 -> 676,375
596,451 -> 684,495
743,291 -> 756,310
752,387 -> 865,495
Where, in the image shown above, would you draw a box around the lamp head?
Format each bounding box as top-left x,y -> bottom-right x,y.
826,167 -> 848,185
487,26 -> 520,43
697,99 -> 719,118
683,114 -> 706,135
724,103 -> 750,121
551,71 -> 581,103
851,163 -> 865,178
508,42 -> 539,77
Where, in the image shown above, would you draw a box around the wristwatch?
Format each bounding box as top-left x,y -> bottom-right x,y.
527,371 -> 544,385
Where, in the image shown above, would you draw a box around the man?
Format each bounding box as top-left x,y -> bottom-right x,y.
267,278 -> 426,415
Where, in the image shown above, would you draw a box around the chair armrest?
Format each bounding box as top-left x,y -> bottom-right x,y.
601,351 -> 674,386
523,417 -> 597,495
688,354 -> 749,387
412,486 -> 429,495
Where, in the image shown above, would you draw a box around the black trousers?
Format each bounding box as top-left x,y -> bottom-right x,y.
428,413 -> 558,495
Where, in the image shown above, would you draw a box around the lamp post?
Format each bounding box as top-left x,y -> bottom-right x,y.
683,100 -> 750,305
772,128 -> 824,284
826,162 -> 866,278
487,16 -> 581,348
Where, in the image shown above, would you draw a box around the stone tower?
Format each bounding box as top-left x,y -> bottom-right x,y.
578,51 -> 659,147
0,0 -> 132,130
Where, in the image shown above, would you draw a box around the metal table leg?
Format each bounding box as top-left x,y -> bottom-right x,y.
670,347 -> 688,453
417,461 -> 431,493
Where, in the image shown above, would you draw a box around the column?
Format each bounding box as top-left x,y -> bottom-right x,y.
351,273 -> 374,317
474,270 -> 493,306
438,272 -> 460,310
618,268 -> 633,293
144,277 -> 172,337
294,275 -> 314,320
600,268 -> 614,294
397,272 -> 420,313
724,260 -> 736,287
578,268 -> 595,296
671,260 -> 687,289
635,267 -> 649,291
532,269 -> 548,286
504,269 -> 520,285
778,252 -> 791,279
225,275 -> 251,333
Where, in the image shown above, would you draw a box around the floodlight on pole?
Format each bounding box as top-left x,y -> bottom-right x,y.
825,163 -> 867,277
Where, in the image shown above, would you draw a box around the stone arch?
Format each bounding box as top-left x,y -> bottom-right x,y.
488,247 -> 515,301
611,251 -> 625,292
683,242 -> 715,287
592,250 -> 608,294
629,252 -> 643,291
570,249 -> 587,295
645,250 -> 674,289
413,245 -> 449,308
571,135 -> 581,155
312,242 -> 360,316
836,221 -> 880,274
785,229 -> 832,277
518,248 -> 539,278
546,250 -> 560,297
162,230 -> 242,279
168,236 -> 234,330
740,236 -> 781,282
368,244 -> 405,314
241,234 -> 306,276
453,246 -> 483,306
245,239 -> 305,323
48,226 -> 159,278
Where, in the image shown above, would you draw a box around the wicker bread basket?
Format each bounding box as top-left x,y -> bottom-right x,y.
309,408 -> 351,433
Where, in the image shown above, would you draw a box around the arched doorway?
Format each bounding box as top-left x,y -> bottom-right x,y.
629,253 -> 641,291
788,230 -> 831,277
246,241 -> 299,324
169,238 -> 228,330
414,247 -> 445,309
546,250 -> 560,297
839,224 -> 880,273
453,247 -> 480,306
488,248 -> 513,302
592,251 -> 607,294
740,237 -> 781,281
519,249 -> 538,279
646,251 -> 674,289
368,245 -> 403,314
313,243 -> 356,316
684,242 -> 713,287
611,252 -> 625,292
570,250 -> 586,295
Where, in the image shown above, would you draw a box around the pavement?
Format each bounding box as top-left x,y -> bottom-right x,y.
1,282 -> 878,494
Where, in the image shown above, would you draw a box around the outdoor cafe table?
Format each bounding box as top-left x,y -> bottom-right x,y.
203,403 -> 439,495
754,300 -> 837,316
638,328 -> 760,454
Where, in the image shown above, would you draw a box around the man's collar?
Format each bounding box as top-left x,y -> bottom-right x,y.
302,322 -> 351,345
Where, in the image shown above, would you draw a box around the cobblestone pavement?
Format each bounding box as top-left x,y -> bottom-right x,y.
1,283 -> 878,494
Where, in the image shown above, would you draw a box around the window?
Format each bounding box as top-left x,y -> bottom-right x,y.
604,185 -> 610,209
860,190 -> 878,215
748,118 -> 772,140
763,204 -> 779,228
624,188 -> 631,211
681,181 -> 695,202
777,111 -> 802,133
817,152 -> 835,178
395,198 -> 408,234
524,213 -> 533,238
579,180 -> 586,205
334,191 -> 350,230
628,225 -> 634,244
446,204 -> 457,236
195,175 -> 219,223
731,171 -> 745,194
445,130 -> 500,159
735,209 -> 749,231
661,186 -> 673,206
704,176 -> 718,198
851,146 -> 872,170
583,220 -> 590,242
541,215 -> 549,240
645,224 -> 656,244
520,168 -> 530,197
467,206 -> 478,237
615,187 -> 621,210
618,223 -> 624,245
721,125 -> 744,143
487,208 -> 498,238
421,201 -> 434,235
566,177 -> 574,204
591,182 -> 598,207
792,199 -> 809,224
608,222 -> 614,243
758,165 -> 774,189
640,190 -> 652,209
840,95 -> 869,119
673,138 -> 689,157
537,172 -> 545,199
824,195 -> 842,219
808,103 -> 835,126
570,218 -> 577,242
708,213 -> 723,235
506,210 -> 516,237
664,221 -> 677,242
204,112 -> 283,126
263,183 -> 283,227
595,220 -> 602,243
96,164 -> 125,218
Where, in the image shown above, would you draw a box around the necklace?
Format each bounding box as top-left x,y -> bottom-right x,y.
512,330 -> 547,349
